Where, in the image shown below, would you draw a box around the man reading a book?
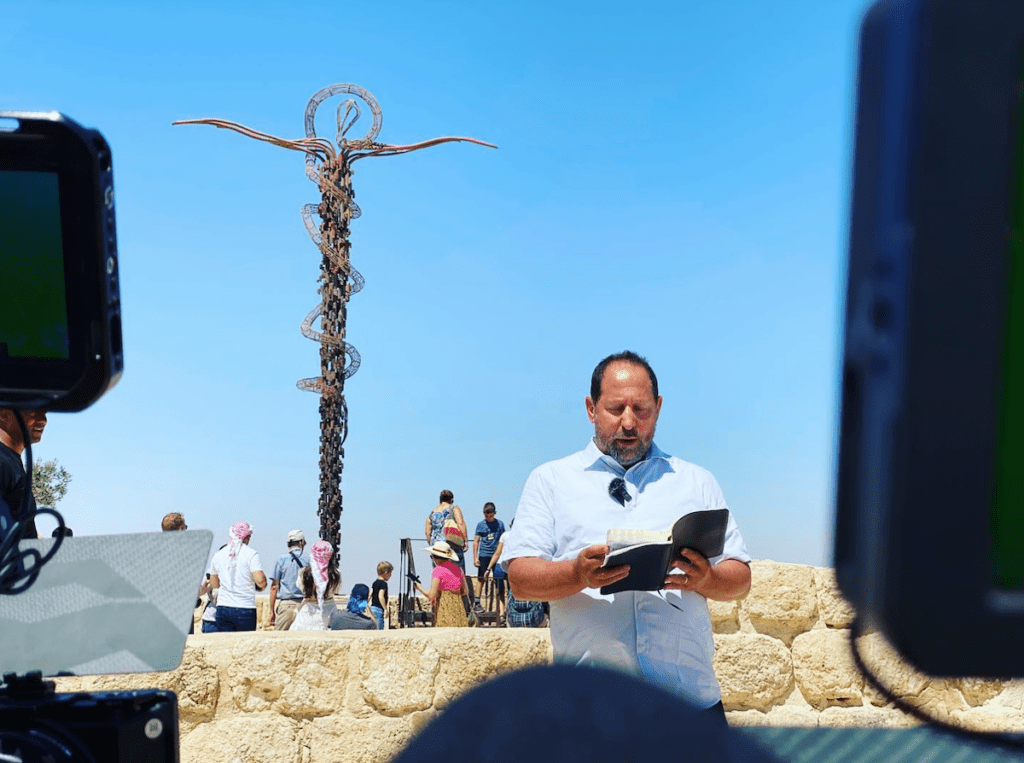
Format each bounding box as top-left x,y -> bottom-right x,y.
503,350 -> 751,719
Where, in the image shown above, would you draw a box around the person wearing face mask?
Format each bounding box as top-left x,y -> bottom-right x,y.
502,351 -> 751,723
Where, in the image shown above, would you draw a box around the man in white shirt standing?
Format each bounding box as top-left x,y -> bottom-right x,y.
503,351 -> 751,721
209,520 -> 267,632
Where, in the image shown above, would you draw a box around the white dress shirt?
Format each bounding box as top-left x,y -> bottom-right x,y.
502,439 -> 750,708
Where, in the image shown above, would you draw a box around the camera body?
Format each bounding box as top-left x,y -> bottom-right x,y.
0,674 -> 178,763
0,112 -> 188,761
0,111 -> 123,411
835,0 -> 1024,676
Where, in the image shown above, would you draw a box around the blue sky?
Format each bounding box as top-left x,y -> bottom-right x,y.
4,0 -> 868,588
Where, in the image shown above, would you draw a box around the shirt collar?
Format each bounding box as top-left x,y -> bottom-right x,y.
582,438 -> 672,476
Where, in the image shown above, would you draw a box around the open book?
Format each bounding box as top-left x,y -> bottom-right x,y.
598,509 -> 730,594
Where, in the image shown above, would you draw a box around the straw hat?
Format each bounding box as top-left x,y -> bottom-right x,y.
424,540 -> 458,561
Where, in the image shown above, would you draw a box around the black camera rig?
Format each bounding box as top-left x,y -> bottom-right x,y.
0,672 -> 178,763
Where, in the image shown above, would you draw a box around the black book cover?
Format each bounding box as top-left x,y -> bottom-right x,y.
599,509 -> 730,595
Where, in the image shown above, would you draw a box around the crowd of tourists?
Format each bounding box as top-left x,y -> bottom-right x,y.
161,515 -> 393,633
422,491 -> 547,628
163,497 -> 547,634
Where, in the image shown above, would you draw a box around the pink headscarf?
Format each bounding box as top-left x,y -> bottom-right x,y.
228,521 -> 253,562
309,540 -> 334,612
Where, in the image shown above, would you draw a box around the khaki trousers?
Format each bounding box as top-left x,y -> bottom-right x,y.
275,599 -> 302,630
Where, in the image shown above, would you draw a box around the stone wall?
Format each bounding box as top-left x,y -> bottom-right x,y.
709,562 -> 1024,731
52,561 -> 1024,763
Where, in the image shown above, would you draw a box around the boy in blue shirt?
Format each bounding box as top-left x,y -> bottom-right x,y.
473,502 -> 506,610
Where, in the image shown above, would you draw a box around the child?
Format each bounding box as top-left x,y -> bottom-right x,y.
371,561 -> 393,630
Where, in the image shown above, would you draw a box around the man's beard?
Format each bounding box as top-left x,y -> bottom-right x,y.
597,426 -> 654,468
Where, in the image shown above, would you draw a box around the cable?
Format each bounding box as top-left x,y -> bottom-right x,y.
849,614 -> 1024,751
0,409 -> 66,595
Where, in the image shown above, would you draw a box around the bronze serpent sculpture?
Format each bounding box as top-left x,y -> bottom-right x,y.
174,84 -> 495,553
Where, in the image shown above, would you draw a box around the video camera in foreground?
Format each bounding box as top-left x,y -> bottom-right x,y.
0,112 -> 208,763
836,0 -> 1024,677
0,111 -> 122,412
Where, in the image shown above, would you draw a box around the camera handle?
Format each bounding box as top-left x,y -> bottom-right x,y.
0,671 -> 55,700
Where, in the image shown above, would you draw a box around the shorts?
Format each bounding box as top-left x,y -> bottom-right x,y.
477,556 -> 494,582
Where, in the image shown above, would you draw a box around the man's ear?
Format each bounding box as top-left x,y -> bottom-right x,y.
585,396 -> 597,423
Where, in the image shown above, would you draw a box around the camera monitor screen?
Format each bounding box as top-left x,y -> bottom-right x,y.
994,71 -> 1024,593
0,530 -> 212,677
0,169 -> 71,362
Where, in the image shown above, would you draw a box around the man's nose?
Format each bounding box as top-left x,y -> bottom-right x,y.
620,407 -> 637,428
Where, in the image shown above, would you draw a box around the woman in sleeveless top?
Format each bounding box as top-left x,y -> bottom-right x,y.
424,488 -> 468,544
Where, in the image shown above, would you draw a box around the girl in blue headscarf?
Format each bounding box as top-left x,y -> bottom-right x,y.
347,584 -> 370,615
329,583 -> 376,630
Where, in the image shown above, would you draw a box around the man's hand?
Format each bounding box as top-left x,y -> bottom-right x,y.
664,547 -> 710,593
269,609 -> 276,626
508,548 -> 630,601
573,544 -> 630,590
664,553 -> 751,601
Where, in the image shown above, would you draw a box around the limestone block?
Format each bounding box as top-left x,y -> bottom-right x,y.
255,594 -> 272,630
953,677 -> 1005,707
432,630 -> 554,708
226,634 -> 351,717
52,675 -> 90,693
746,561 -> 818,645
991,680 -> 1024,711
181,713 -> 299,763
813,568 -> 855,629
714,633 -> 793,712
358,637 -> 442,716
708,598 -> 740,634
764,705 -> 819,727
780,684 -> 814,708
899,679 -> 970,724
855,631 -> 929,706
57,646 -> 220,725
408,709 -> 436,736
950,705 -> 1024,734
818,705 -> 918,728
160,645 -> 221,724
726,710 -> 772,727
307,711 -> 415,763
736,600 -> 756,633
791,629 -> 864,710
